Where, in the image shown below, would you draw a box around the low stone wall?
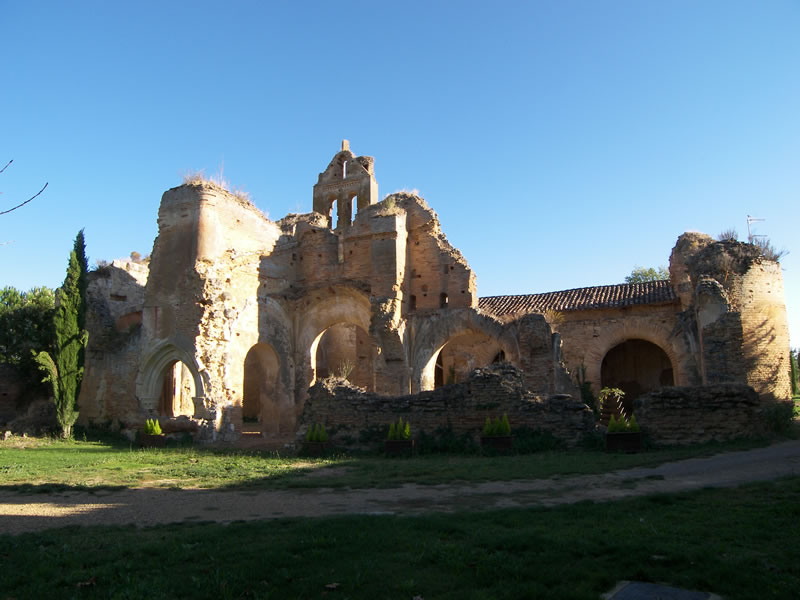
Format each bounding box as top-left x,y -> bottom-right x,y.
634,384 -> 762,445
298,363 -> 594,449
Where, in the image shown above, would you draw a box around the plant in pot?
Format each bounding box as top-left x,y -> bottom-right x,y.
481,414 -> 513,452
304,423 -> 330,456
385,418 -> 414,456
599,388 -> 642,453
140,418 -> 166,448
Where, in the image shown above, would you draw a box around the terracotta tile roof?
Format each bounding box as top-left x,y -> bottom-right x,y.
479,280 -> 677,316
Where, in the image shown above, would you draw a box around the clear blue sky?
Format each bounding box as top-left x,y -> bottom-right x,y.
2,1 -> 798,346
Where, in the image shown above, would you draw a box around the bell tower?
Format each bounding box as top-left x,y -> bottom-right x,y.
312,140 -> 379,230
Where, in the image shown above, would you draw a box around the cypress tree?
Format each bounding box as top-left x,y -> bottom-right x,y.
34,230 -> 89,438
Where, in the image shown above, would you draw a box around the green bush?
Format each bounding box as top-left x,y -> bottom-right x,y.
143,419 -> 162,435
607,413 -> 639,433
305,424 -> 328,442
482,414 -> 512,437
387,418 -> 411,441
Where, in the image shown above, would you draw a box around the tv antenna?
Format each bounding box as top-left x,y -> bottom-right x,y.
746,215 -> 766,242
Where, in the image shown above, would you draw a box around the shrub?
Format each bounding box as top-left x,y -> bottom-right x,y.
607,413 -> 639,433
144,418 -> 162,435
482,415 -> 512,437
387,418 -> 411,440
305,424 -> 328,442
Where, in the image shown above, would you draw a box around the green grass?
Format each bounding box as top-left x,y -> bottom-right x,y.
0,431 -> 778,492
2,477 -> 799,599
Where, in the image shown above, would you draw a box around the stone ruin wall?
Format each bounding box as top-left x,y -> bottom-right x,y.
79,259 -> 149,427
633,384 -> 763,445
671,233 -> 791,404
73,145 -> 792,445
298,363 -> 594,450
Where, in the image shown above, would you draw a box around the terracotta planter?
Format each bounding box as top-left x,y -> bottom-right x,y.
140,433 -> 166,448
303,441 -> 330,457
605,432 -> 642,453
481,436 -> 513,453
384,439 -> 414,456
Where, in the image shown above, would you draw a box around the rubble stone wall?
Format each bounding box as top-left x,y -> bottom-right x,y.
298,363 -> 594,449
634,384 -> 763,445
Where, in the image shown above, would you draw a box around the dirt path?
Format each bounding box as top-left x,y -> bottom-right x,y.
2,440 -> 800,536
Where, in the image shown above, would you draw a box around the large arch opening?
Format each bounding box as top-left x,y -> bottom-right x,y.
157,360 -> 196,417
601,338 -> 674,415
242,343 -> 280,436
426,331 -> 505,390
312,323 -> 375,390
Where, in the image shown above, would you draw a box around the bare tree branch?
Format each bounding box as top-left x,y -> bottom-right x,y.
0,160 -> 12,174
0,182 -> 48,215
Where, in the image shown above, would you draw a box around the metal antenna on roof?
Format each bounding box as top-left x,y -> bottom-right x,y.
746,215 -> 766,243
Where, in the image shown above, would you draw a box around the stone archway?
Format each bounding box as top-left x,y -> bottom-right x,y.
410,309 -> 519,392
296,287 -> 374,405
429,330 -> 506,389
157,360 -> 196,417
601,339 -> 674,415
136,341 -> 206,416
582,320 -> 690,394
313,323 -> 376,391
242,343 -> 281,436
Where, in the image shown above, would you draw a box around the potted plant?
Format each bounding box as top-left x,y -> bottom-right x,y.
140,418 -> 166,448
385,418 -> 414,456
303,423 -> 330,456
600,387 -> 642,453
480,414 -> 513,452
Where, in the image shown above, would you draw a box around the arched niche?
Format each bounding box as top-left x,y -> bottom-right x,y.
426,330 -> 506,390
601,338 -> 674,415
242,343 -> 281,436
136,341 -> 205,416
297,287 -> 374,397
311,322 -> 376,391
158,360 -> 196,417
410,309 -> 518,393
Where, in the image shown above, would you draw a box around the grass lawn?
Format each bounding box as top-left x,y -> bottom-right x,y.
0,431 -> 779,492
1,477 -> 798,599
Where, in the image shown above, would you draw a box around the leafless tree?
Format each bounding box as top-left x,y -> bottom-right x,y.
0,160 -> 48,216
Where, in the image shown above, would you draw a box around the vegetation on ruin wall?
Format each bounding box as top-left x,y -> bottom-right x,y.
33,230 -> 89,438
0,431 -> 776,493
2,478 -> 799,599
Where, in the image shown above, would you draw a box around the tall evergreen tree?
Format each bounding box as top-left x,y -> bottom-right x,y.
34,230 -> 89,438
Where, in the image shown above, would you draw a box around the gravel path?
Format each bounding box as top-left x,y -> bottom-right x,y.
2,440 -> 799,536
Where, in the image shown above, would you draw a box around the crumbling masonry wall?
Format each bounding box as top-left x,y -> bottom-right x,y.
634,384 -> 763,445
298,363 -> 594,449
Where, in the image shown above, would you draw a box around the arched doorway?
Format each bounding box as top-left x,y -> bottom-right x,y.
601,339 -> 674,415
313,323 -> 375,390
428,331 -> 505,390
157,360 -> 196,417
242,343 -> 280,436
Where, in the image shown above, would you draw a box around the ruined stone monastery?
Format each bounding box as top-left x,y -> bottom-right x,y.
78,142 -> 792,445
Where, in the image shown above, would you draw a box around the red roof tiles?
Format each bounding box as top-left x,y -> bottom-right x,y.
479,280 -> 677,316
